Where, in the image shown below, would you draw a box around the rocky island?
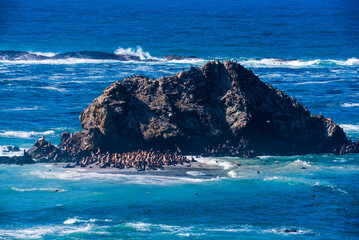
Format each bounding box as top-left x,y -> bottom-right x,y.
2,61 -> 358,167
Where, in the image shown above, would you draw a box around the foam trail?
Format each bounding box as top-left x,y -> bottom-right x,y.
11,187 -> 66,192
29,168 -> 220,185
0,224 -> 94,239
1,106 -> 44,112
39,86 -> 67,92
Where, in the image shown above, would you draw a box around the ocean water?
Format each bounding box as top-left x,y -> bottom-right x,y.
0,0 -> 359,239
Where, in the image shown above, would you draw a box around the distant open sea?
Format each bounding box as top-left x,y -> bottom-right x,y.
0,0 -> 358,239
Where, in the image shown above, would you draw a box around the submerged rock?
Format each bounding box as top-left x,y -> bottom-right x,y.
35,60 -> 347,161
0,50 -> 197,62
0,51 -> 49,61
163,55 -> 198,61
52,51 -> 141,61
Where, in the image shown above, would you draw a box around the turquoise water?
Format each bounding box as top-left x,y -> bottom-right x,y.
0,0 -> 359,239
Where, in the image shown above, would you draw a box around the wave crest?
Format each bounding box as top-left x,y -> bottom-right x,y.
115,46 -> 158,60
0,130 -> 55,139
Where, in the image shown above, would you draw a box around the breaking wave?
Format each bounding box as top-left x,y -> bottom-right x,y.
0,224 -> 94,239
64,217 -> 111,225
0,145 -> 26,157
28,51 -> 57,57
1,48 -> 357,68
0,130 -> 55,139
340,124 -> 359,133
114,46 -> 159,61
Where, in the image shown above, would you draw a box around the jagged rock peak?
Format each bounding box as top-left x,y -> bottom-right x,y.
71,60 -> 348,157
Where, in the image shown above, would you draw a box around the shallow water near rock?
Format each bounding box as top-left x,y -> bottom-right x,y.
1,0 -> 359,239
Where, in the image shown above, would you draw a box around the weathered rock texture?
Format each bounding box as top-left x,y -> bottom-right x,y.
49,60 -> 349,159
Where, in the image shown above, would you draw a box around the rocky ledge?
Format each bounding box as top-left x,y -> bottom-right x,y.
3,61 -> 358,165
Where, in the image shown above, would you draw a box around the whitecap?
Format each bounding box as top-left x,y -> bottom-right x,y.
340,124 -> 359,133
330,57 -> 359,66
28,51 -> 57,57
125,222 -> 193,233
186,171 -> 205,176
0,145 -> 27,157
294,80 -> 341,85
227,170 -> 237,178
240,58 -> 321,68
1,106 -> 44,112
239,57 -> 359,68
115,46 -> 159,61
11,187 -> 66,192
64,217 -> 112,225
40,86 -> 67,92
125,222 -> 152,231
341,103 -> 359,107
205,225 -> 313,235
0,224 -> 94,239
193,156 -> 234,170
312,181 -> 348,195
0,130 -> 55,139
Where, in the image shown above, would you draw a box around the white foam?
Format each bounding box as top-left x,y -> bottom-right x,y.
240,58 -> 321,68
115,46 -> 159,61
239,57 -> 359,68
1,106 -> 44,112
0,145 -> 27,157
0,224 -> 94,239
294,80 -> 341,85
340,124 -> 359,133
64,217 -> 111,225
125,222 -> 152,231
29,168 -> 220,185
312,182 -> 348,195
341,103 -> 359,107
193,156 -> 234,170
0,58 -> 122,65
40,86 -> 67,92
186,171 -> 205,176
281,159 -> 313,169
205,225 -> 313,235
227,170 -> 237,178
125,222 -> 193,233
29,51 -> 57,57
11,187 -> 66,192
330,57 -> 359,66
0,130 -> 55,139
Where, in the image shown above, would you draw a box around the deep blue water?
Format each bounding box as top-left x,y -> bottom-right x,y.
0,0 -> 358,239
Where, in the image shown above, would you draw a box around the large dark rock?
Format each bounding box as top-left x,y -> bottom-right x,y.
0,151 -> 35,165
52,60 -> 348,158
